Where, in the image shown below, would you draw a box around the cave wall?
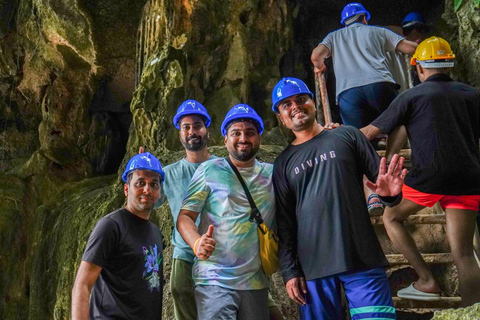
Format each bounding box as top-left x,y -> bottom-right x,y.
0,0 -> 147,318
442,0 -> 480,88
128,0 -> 291,157
0,0 -> 480,319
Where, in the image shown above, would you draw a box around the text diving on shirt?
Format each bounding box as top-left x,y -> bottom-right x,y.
294,151 -> 337,175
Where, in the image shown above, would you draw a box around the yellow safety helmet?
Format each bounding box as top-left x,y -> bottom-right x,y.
410,36 -> 455,68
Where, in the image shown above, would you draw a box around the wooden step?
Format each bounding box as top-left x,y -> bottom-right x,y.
377,149 -> 412,169
377,148 -> 411,160
393,297 -> 461,309
387,253 -> 453,265
371,213 -> 446,225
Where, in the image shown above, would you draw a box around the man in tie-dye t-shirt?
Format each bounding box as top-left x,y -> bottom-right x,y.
177,104 -> 274,320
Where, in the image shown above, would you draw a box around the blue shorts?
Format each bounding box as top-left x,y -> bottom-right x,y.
338,82 -> 398,128
300,268 -> 396,320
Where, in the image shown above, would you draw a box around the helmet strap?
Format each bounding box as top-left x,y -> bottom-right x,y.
178,114 -> 208,127
225,118 -> 261,135
345,14 -> 365,26
417,60 -> 454,69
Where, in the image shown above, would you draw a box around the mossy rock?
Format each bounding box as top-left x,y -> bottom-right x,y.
28,175 -> 124,319
0,175 -> 28,319
432,303 -> 480,319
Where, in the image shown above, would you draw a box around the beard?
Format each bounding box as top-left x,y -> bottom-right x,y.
229,141 -> 260,162
181,134 -> 208,151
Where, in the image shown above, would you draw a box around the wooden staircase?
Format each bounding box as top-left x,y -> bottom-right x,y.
372,212 -> 462,314
372,149 -> 466,317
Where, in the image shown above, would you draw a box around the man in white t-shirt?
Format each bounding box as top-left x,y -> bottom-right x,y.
310,2 -> 417,213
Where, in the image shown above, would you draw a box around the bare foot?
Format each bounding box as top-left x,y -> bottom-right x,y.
413,279 -> 441,294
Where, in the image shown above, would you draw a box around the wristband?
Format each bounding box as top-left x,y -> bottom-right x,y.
193,237 -> 201,256
318,63 -> 326,73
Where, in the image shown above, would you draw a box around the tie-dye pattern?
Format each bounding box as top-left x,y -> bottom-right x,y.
181,158 -> 275,290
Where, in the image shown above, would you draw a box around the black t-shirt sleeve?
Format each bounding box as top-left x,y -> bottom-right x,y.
351,127 -> 381,183
273,158 -> 304,283
82,217 -> 119,268
371,94 -> 410,135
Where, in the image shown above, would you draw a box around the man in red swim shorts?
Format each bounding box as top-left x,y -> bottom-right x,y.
361,36 -> 480,307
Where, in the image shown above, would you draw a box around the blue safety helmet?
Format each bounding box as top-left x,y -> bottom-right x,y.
122,152 -> 165,183
221,104 -> 264,137
341,2 -> 371,26
401,12 -> 425,29
173,100 -> 212,130
271,77 -> 314,113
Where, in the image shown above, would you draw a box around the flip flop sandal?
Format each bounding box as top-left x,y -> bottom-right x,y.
397,283 -> 441,301
367,194 -> 385,215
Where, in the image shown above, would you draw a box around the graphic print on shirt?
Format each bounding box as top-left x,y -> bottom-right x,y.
293,151 -> 337,175
143,244 -> 162,292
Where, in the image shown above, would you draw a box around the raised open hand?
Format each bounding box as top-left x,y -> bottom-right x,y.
365,154 -> 407,197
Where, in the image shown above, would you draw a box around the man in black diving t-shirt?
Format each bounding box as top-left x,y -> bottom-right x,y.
361,37 -> 480,307
71,152 -> 165,320
271,77 -> 406,320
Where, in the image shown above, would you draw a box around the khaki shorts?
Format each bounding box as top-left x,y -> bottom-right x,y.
170,258 -> 196,320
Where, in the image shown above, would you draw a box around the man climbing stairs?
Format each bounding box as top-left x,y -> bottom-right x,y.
371,149 -> 475,317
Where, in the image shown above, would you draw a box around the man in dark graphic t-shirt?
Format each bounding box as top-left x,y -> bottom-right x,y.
71,152 -> 165,320
271,77 -> 407,320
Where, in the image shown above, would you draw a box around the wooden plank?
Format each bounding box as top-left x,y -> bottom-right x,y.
387,253 -> 453,265
393,297 -> 461,309
371,214 -> 446,225
377,149 -> 411,160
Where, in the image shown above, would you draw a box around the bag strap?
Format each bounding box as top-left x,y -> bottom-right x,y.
225,157 -> 264,225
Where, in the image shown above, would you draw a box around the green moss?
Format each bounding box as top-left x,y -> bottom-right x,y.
128,46 -> 188,156
0,43 -> 17,77
28,175 -> 123,319
0,175 -> 27,320
56,44 -> 91,70
203,85 -> 241,145
33,0 -> 95,65
432,303 -> 480,319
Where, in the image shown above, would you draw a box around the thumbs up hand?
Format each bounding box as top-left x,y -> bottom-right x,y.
193,225 -> 216,260
206,225 -> 214,237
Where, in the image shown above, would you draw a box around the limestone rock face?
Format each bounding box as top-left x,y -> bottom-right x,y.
128,0 -> 291,161
0,0 -> 147,318
442,0 -> 480,87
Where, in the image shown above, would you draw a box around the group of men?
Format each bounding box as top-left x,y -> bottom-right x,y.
71,2 -> 480,320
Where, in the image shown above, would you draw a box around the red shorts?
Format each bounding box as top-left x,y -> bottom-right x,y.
402,184 -> 480,211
